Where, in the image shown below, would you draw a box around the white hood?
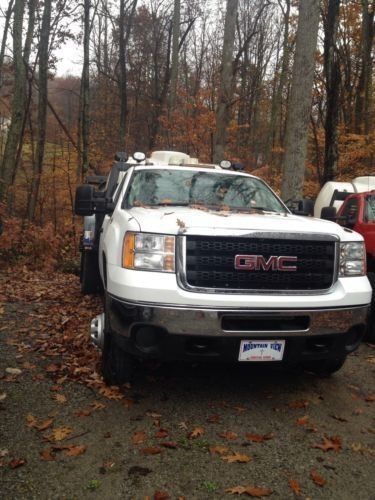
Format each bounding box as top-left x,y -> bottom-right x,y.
126,206 -> 362,242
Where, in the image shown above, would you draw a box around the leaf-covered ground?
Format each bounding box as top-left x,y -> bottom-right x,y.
0,269 -> 374,499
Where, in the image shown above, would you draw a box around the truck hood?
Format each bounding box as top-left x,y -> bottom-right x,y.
126,206 -> 362,241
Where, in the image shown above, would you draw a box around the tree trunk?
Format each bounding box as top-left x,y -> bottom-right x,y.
322,0 -> 341,184
281,0 -> 320,203
27,0 -> 52,221
168,0 -> 181,112
355,0 -> 374,135
80,0 -> 91,179
0,0 -> 15,88
0,0 -> 26,203
213,0 -> 239,163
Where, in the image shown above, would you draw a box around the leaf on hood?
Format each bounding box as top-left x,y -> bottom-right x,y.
176,218 -> 186,229
312,435 -> 342,452
310,469 -> 327,487
225,485 -> 273,497
221,452 -> 252,463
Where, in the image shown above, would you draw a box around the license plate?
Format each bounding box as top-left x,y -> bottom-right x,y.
239,340 -> 285,362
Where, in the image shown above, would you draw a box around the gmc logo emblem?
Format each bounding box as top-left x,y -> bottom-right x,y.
234,255 -> 298,272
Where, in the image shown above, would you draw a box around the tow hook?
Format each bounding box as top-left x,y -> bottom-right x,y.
90,313 -> 105,350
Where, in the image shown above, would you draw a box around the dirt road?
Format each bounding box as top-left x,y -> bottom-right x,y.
0,271 -> 374,499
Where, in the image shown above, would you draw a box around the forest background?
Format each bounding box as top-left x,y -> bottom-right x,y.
0,0 -> 373,271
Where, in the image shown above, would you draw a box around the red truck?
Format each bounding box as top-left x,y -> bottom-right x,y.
323,191 -> 375,342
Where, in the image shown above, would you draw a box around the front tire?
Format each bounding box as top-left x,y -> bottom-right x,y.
365,272 -> 375,343
304,357 -> 346,377
80,251 -> 101,295
101,294 -> 134,386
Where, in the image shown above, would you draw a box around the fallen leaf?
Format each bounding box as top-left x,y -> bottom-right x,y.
225,485 -> 273,497
218,430 -> 238,441
52,394 -> 67,404
179,422 -> 188,431
209,445 -> 230,456
91,401 -> 106,410
188,427 -> 204,439
154,492 -> 170,500
288,400 -> 309,410
288,478 -> 302,496
0,392 -> 7,402
5,367 -> 22,376
155,429 -> 169,439
233,406 -> 247,413
132,431 -> 147,445
26,415 -> 54,431
222,452 -> 252,463
140,447 -> 162,455
44,426 -> 73,442
146,411 -> 162,418
207,414 -> 221,423
312,435 -> 342,453
73,409 -> 92,417
329,414 -> 348,423
64,445 -> 86,457
40,448 -> 56,461
295,415 -> 309,427
9,458 -> 27,469
160,441 -> 178,449
245,433 -> 274,443
310,469 -> 327,487
45,364 -> 60,373
365,394 -> 375,402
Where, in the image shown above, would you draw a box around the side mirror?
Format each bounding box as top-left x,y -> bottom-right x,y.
321,206 -> 337,221
288,199 -> 314,216
75,185 -> 95,216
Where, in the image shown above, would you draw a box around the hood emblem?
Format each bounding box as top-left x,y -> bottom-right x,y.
234,255 -> 298,272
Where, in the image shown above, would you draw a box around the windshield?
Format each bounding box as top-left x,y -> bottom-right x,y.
123,169 -> 287,213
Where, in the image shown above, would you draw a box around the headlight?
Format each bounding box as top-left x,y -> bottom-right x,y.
339,242 -> 366,277
123,232 -> 175,272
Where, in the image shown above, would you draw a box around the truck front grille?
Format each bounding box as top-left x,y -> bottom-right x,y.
184,235 -> 336,291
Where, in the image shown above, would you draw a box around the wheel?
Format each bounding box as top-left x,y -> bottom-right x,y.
101,294 -> 134,386
365,272 -> 375,343
303,357 -> 346,377
80,251 -> 101,294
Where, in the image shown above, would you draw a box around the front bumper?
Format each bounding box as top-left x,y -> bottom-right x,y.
107,295 -> 368,363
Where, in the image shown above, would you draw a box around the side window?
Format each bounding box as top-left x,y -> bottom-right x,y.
341,198 -> 358,225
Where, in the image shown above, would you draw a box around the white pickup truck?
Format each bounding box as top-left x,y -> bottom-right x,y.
75,151 -> 371,385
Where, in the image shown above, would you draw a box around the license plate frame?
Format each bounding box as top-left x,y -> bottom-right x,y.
238,340 -> 285,362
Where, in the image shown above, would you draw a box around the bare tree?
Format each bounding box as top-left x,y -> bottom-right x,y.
168,0 -> 181,112
322,0 -> 341,184
0,0 -> 15,88
213,0 -> 239,163
281,0 -> 320,202
27,0 -> 52,220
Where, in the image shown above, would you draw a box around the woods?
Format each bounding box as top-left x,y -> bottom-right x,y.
0,0 -> 374,265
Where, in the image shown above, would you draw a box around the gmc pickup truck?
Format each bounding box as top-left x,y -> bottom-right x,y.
75,151 -> 371,385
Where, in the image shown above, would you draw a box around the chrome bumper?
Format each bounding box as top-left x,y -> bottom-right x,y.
108,296 -> 369,338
